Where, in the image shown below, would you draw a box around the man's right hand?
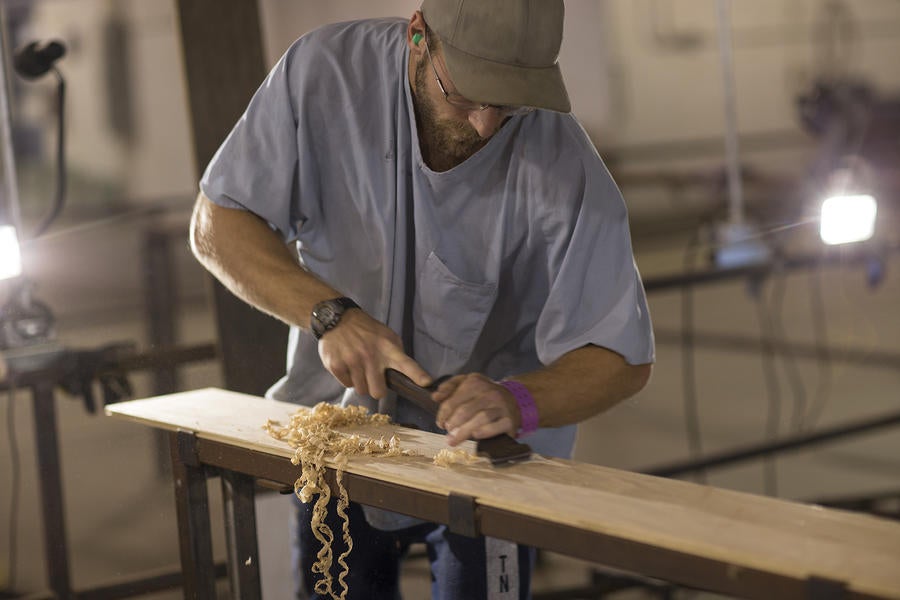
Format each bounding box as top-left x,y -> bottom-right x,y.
317,308 -> 431,399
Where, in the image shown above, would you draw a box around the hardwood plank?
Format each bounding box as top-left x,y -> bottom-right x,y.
106,388 -> 900,599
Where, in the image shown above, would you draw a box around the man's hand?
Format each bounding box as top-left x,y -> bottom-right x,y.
317,309 -> 431,399
432,374 -> 521,446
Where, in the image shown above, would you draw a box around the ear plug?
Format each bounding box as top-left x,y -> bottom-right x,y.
412,32 -> 423,46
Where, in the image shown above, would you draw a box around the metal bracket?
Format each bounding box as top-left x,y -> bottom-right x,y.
256,477 -> 294,495
176,429 -> 200,467
807,576 -> 847,600
447,492 -> 478,538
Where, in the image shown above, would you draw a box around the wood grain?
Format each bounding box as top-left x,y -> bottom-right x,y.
106,388 -> 900,598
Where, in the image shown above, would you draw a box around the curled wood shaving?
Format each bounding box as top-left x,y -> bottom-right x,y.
433,447 -> 481,467
265,403 -> 414,600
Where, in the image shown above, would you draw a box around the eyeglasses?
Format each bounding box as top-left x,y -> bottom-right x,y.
423,34 -> 533,117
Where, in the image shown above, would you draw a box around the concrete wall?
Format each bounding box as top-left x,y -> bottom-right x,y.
13,0 -> 900,209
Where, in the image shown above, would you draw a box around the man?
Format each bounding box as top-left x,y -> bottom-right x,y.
191,0 -> 654,598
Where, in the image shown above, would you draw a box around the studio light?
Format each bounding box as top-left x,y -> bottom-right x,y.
0,224 -> 22,280
819,193 -> 877,246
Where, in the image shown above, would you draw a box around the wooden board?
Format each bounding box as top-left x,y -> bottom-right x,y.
106,388 -> 900,598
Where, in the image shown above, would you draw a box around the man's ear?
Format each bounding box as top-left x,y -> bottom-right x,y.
407,10 -> 426,54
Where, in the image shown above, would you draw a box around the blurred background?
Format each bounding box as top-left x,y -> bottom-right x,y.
0,0 -> 898,597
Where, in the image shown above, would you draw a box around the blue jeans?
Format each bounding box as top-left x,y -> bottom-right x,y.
291,496 -> 534,600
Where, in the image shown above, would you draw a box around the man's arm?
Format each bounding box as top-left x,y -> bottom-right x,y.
189,192 -> 333,326
189,192 -> 430,397
432,345 -> 651,446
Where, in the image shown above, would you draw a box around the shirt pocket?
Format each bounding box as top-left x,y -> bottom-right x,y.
413,251 -> 497,375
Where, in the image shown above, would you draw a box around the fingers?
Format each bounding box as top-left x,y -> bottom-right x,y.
317,309 -> 430,400
364,361 -> 386,400
330,367 -> 352,389
434,374 -> 519,446
349,368 -> 370,398
432,376 -> 467,426
446,409 -> 513,446
431,376 -> 463,403
390,353 -> 432,387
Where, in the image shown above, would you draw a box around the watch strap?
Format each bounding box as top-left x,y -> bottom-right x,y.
331,297 -> 359,311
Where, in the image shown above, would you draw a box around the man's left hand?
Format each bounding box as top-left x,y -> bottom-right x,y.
432,374 -> 521,446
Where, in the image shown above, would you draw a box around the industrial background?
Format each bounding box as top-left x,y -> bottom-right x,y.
0,0 -> 898,598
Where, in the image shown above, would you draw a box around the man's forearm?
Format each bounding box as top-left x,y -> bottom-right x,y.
511,345 -> 651,428
189,192 -> 337,329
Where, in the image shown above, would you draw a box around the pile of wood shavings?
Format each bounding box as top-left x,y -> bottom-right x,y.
433,447 -> 482,467
264,403 -> 416,600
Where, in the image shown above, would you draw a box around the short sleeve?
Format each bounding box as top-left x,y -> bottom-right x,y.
534,158 -> 655,366
199,48 -> 302,241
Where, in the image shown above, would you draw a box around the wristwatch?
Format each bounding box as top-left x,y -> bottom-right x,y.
310,297 -> 360,340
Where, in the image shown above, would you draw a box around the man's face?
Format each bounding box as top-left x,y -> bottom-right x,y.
413,43 -> 508,166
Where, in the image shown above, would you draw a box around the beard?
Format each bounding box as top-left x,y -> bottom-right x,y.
413,57 -> 487,170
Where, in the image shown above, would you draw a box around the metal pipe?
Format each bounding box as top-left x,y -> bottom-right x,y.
643,408 -> 900,478
716,0 -> 744,226
0,4 -> 21,232
642,242 -> 900,292
653,328 -> 900,371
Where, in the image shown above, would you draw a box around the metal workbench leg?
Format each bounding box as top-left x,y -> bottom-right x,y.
143,230 -> 179,480
222,471 -> 262,599
31,381 -> 74,599
169,431 -> 216,598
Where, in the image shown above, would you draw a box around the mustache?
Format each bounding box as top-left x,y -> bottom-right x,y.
437,117 -> 480,139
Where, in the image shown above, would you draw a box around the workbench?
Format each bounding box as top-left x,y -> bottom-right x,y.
106,388 -> 900,600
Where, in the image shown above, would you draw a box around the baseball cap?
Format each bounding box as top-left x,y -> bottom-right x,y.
420,0 -> 571,113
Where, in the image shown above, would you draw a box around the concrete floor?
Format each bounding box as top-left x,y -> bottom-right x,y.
1,212 -> 898,598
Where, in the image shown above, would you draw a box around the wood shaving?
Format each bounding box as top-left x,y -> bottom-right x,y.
265,402 -> 415,600
433,447 -> 481,467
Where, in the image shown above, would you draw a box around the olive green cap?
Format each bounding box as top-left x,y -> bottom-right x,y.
421,0 -> 571,113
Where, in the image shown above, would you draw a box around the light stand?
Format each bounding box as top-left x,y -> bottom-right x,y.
0,9 -> 22,283
710,0 -> 771,271
0,38 -> 66,352
0,224 -> 20,279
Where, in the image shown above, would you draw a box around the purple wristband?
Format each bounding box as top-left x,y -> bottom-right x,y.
500,380 -> 539,438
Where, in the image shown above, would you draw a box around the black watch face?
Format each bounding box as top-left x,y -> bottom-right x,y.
313,300 -> 345,338
316,304 -> 337,323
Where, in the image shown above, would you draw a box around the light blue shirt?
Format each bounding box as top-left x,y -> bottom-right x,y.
201,18 -> 655,463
